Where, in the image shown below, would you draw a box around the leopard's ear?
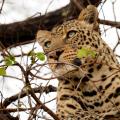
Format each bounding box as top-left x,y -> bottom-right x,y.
36,30 -> 51,46
78,5 -> 98,25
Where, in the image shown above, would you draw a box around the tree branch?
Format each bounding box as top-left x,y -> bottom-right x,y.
3,85 -> 57,108
99,19 -> 120,29
0,0 -> 101,48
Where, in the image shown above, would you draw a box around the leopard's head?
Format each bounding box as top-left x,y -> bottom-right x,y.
36,5 -> 101,78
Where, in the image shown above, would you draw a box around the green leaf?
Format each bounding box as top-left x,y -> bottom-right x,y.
5,59 -> 12,66
10,55 -> 15,61
77,48 -> 96,58
77,48 -> 88,58
5,56 -> 15,66
88,50 -> 96,58
0,67 -> 6,76
36,52 -> 45,61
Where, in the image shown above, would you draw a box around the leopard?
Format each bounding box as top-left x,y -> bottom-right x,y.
36,5 -> 120,120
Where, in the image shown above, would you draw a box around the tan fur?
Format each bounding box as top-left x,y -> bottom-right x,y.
37,5 -> 120,120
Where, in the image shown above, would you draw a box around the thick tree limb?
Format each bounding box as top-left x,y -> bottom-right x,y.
0,0 -> 101,48
0,113 -> 18,120
100,19 -> 120,29
3,85 -> 57,108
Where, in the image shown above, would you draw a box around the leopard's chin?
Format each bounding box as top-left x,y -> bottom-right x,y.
53,64 -> 78,77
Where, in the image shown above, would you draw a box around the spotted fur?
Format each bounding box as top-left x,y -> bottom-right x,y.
37,5 -> 120,120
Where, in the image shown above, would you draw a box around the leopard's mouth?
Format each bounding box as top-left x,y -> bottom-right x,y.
47,49 -> 79,76
54,60 -> 79,77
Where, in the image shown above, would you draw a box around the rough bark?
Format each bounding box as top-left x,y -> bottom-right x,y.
0,112 -> 19,120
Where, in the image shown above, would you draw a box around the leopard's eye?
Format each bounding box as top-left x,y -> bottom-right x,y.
44,41 -> 51,48
67,30 -> 77,38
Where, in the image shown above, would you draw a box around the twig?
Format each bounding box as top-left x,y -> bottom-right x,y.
0,0 -> 5,14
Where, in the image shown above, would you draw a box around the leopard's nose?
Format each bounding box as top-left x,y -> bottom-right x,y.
47,50 -> 64,60
73,58 -> 82,66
